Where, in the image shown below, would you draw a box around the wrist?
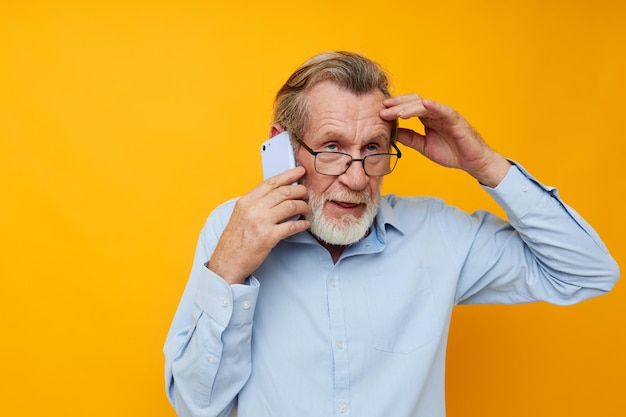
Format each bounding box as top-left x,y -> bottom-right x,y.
206,259 -> 248,285
470,153 -> 512,188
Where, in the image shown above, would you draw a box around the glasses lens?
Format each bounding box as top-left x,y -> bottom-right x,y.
364,154 -> 398,176
315,153 -> 352,175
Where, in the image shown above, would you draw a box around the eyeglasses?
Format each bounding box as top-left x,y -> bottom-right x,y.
296,138 -> 402,176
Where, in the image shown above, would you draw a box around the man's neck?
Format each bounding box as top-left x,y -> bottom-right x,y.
322,242 -> 347,264
312,228 -> 371,264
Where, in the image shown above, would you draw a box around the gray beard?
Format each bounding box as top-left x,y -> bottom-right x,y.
304,186 -> 381,246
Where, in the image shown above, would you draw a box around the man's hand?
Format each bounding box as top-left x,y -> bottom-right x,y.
380,94 -> 511,188
208,166 -> 311,285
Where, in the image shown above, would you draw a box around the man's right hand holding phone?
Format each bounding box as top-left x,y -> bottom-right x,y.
207,167 -> 310,285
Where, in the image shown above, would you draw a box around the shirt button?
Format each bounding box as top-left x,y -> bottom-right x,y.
242,300 -> 251,310
220,298 -> 229,308
521,184 -> 529,192
329,279 -> 337,288
208,355 -> 216,364
336,340 -> 344,350
338,404 -> 347,413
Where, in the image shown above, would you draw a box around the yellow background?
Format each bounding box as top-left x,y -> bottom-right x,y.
1,1 -> 624,416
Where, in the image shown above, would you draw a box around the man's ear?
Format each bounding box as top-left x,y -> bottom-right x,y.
269,124 -> 285,138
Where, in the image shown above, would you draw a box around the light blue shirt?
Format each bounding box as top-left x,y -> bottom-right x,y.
164,164 -> 619,417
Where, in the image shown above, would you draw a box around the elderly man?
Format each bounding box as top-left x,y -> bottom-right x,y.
164,51 -> 619,417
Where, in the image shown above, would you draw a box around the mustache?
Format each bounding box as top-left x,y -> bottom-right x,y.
324,190 -> 371,205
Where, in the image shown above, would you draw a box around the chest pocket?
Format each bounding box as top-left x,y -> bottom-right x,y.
364,268 -> 441,354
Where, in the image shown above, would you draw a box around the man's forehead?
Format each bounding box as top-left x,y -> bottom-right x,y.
304,82 -> 390,131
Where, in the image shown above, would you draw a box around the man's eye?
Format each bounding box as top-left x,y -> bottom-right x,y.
325,144 -> 339,152
365,144 -> 380,153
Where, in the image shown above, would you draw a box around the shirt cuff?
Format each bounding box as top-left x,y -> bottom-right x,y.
195,266 -> 260,328
482,163 -> 549,221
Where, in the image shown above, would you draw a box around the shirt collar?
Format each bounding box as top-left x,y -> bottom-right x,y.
373,194 -> 405,242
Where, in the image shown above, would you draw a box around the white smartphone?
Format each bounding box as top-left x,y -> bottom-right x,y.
261,131 -> 297,181
261,131 -> 299,222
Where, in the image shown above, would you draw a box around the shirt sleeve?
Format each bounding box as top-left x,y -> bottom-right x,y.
163,201 -> 260,417
455,163 -> 619,305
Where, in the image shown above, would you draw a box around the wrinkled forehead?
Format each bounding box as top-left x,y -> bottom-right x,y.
303,82 -> 395,143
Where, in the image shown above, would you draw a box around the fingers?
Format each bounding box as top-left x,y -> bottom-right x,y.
381,94 -> 458,123
256,166 -> 310,221
266,194 -> 311,224
380,94 -> 427,120
260,165 -> 306,194
238,164 -> 312,227
395,127 -> 426,153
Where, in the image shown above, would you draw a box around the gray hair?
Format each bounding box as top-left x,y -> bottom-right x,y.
273,51 -> 397,147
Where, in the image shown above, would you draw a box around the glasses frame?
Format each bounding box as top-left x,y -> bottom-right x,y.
295,137 -> 402,177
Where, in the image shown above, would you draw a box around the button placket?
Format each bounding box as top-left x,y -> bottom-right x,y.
326,267 -> 350,416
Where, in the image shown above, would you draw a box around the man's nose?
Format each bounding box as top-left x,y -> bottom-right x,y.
338,159 -> 369,190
